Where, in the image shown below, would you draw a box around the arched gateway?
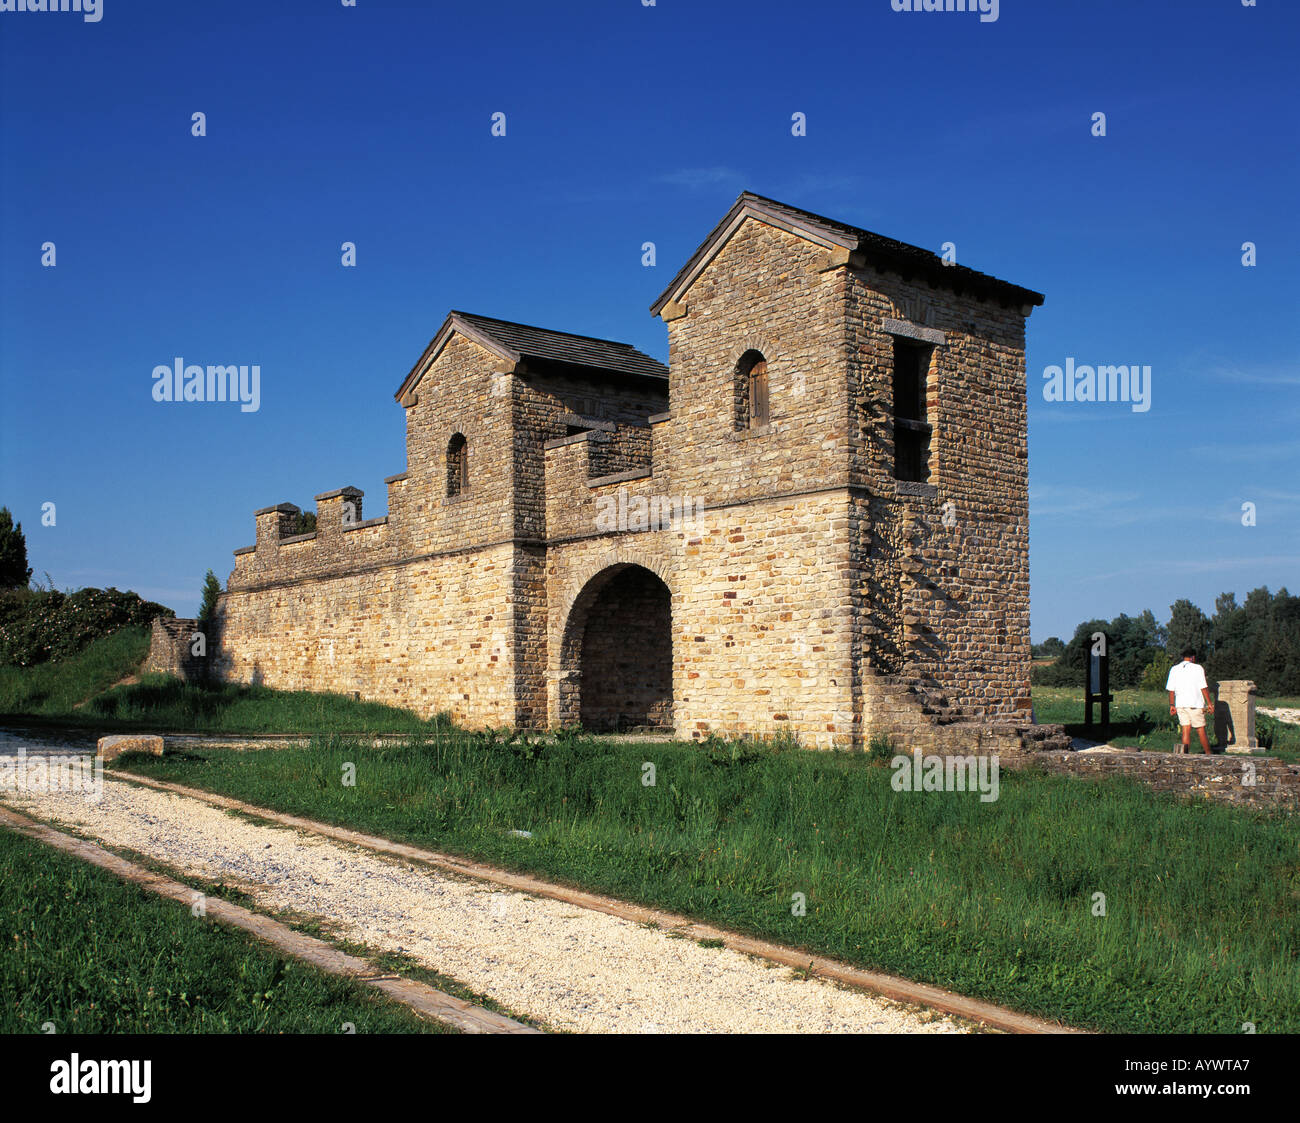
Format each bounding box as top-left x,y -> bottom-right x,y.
557,564 -> 672,732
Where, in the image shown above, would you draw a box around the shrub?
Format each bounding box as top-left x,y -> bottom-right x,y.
0,587 -> 171,667
867,732 -> 895,765
1139,654 -> 1173,693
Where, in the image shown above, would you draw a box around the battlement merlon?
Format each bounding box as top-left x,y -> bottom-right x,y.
314,486 -> 364,534
253,503 -> 301,550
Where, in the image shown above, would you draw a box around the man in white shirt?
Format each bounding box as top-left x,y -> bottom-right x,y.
1165,647 -> 1215,754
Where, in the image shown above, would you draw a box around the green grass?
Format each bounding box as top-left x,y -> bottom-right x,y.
78,676 -> 444,734
1258,695 -> 1300,710
1033,685 -> 1300,761
0,627 -> 445,735
112,728 -> 1300,1034
0,626 -> 151,717
0,827 -> 452,1033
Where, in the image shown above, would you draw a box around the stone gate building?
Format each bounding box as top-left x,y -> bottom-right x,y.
205,192 -> 1060,751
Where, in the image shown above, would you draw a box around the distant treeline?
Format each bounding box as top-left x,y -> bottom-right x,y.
1032,587 -> 1300,696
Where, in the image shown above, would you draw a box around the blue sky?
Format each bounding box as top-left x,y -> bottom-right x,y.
1,0 -> 1296,641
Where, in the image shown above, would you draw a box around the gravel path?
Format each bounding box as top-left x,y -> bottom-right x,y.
1259,707 -> 1300,725
0,757 -> 964,1035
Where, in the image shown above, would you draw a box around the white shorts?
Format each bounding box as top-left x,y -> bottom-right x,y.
1176,706 -> 1206,729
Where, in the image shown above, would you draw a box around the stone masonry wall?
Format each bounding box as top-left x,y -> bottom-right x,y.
215,543 -> 521,726
659,220 -> 850,509
847,265 -> 1033,728
1026,750 -> 1300,812
543,489 -> 855,748
142,616 -> 208,681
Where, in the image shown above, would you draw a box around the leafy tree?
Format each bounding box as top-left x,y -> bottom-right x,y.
1036,588 -> 1300,695
1031,612 -> 1164,689
198,569 -> 222,626
0,507 -> 32,589
1166,598 -> 1210,659
1033,637 -> 1065,658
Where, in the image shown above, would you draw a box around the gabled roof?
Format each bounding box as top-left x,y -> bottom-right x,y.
649,191 -> 1045,316
396,311 -> 668,402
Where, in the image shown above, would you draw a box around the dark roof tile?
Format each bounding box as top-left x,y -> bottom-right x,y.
650,191 -> 1044,314
452,311 -> 668,381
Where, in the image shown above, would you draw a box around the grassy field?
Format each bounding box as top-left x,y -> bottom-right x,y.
0,827 -> 451,1033
0,627 -> 441,735
0,627 -> 151,718
1033,686 -> 1300,761
79,676 -> 442,734
112,729 -> 1300,1034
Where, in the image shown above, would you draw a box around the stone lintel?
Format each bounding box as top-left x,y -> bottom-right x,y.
588,467 -> 653,488
883,317 -> 946,346
894,480 -> 938,499
648,411 -> 672,425
545,431 -> 597,451
559,413 -> 616,433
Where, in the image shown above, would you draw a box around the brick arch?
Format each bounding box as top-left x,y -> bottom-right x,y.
553,554 -> 675,730
732,339 -> 776,430
733,336 -> 775,365
554,545 -> 674,640
435,421 -> 484,508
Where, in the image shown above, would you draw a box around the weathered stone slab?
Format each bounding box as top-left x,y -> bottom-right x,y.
97,735 -> 165,762
1215,680 -> 1258,750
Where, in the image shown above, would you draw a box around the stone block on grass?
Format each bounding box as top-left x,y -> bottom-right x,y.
97,735 -> 165,763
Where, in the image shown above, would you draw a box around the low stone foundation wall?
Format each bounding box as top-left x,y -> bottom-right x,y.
142,617 -> 208,681
1021,749 -> 1300,811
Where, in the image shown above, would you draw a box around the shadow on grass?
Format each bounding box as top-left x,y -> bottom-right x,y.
4,674 -> 443,737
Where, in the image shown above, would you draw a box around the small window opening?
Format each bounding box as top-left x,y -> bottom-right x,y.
893,340 -> 932,483
735,350 -> 769,430
447,433 -> 468,497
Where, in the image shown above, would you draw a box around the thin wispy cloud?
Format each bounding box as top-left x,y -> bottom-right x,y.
1032,409 -> 1153,426
1029,485 -> 1142,518
1079,556 -> 1300,583
1210,367 -> 1300,387
656,167 -> 746,190
1189,440 -> 1300,463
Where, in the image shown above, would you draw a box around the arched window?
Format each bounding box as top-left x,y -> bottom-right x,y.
446,433 -> 468,497
735,350 -> 769,430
